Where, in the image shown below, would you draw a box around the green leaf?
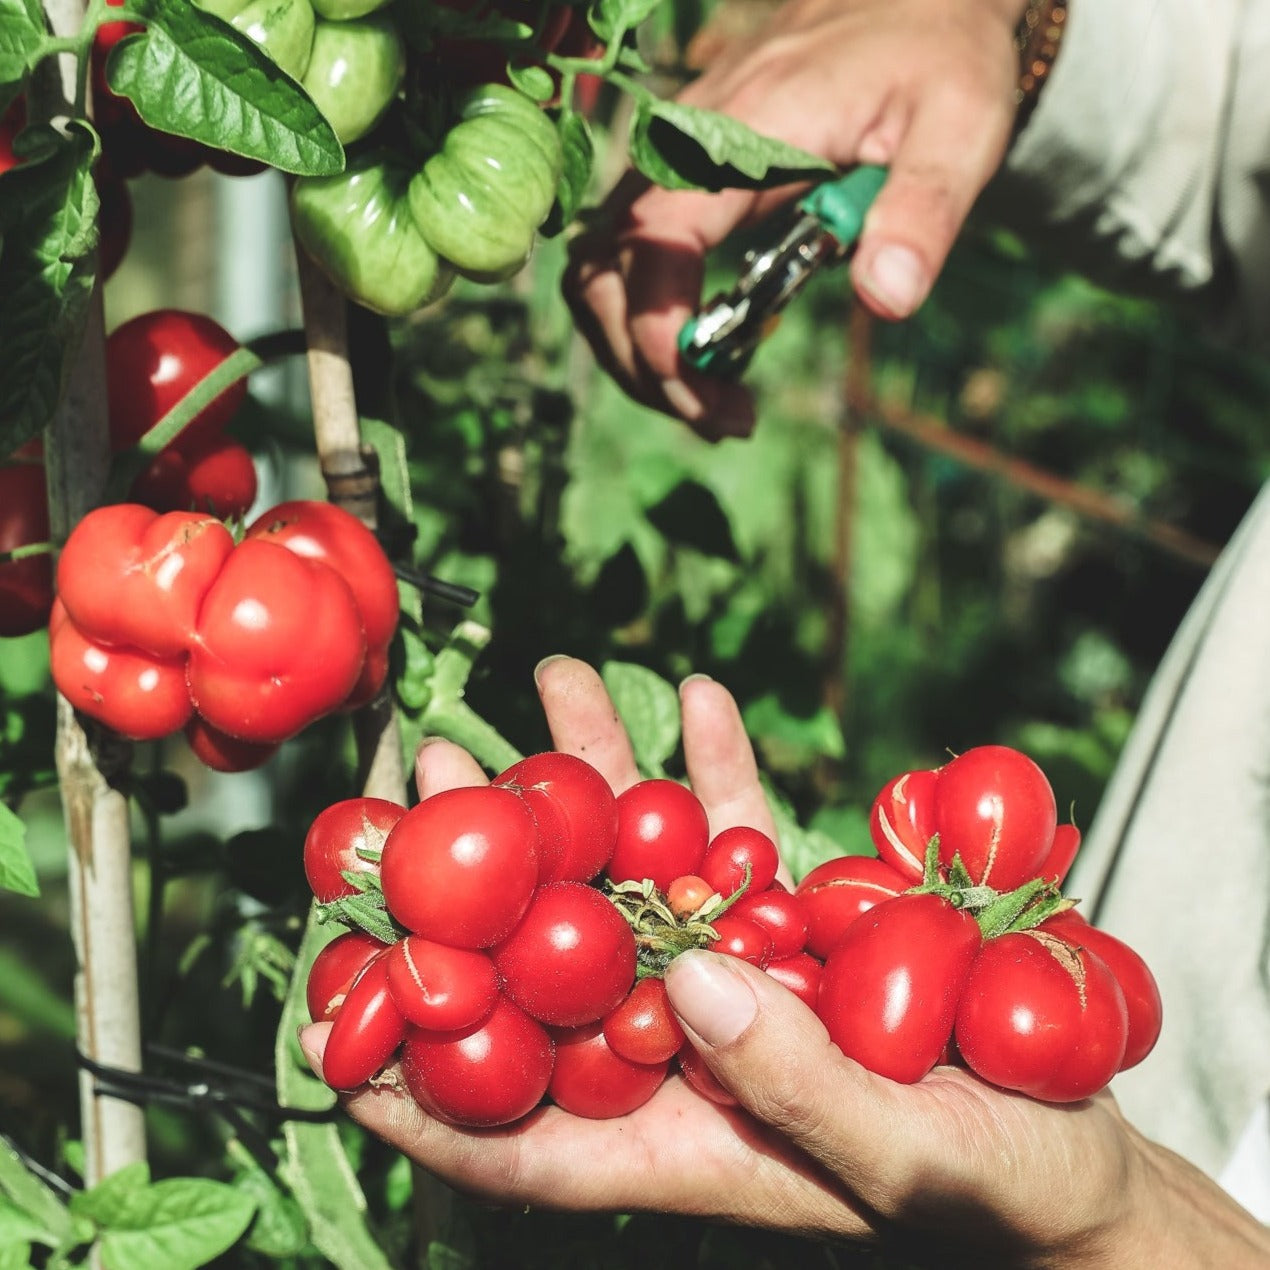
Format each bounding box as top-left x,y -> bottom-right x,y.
628,99 -> 832,192
228,1144 -> 307,1259
601,661 -> 679,776
0,122 -> 98,452
107,0 -> 343,176
542,109 -> 593,236
589,0 -> 662,42
0,1137 -> 72,1250
0,1194 -> 55,1250
0,0 -> 44,88
760,775 -> 845,884
0,803 -> 37,897
0,1236 -> 32,1270
508,62 -> 554,103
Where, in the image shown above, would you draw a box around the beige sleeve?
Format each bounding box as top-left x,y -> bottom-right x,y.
983,0 -> 1270,352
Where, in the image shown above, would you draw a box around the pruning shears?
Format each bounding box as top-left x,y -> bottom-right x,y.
677,164 -> 887,378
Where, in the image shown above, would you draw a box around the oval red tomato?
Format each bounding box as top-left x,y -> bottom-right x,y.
303,796 -> 405,902
386,935 -> 499,1032
608,779 -> 709,891
184,717 -> 279,773
548,1019 -> 668,1119
699,825 -> 779,898
794,854 -> 910,960
307,929 -> 388,1021
319,953 -> 408,1091
707,913 -> 772,967
729,885 -> 807,961
130,436 -> 258,520
601,976 -> 685,1065
869,767 -> 939,880
764,952 -> 823,1010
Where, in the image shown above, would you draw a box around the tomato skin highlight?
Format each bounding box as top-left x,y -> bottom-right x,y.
794,854 -> 910,960
817,893 -> 982,1084
307,930 -> 388,1021
402,996 -> 555,1128
602,976 -> 685,1065
954,931 -> 1128,1102
386,936 -> 499,1031
321,953 -> 408,1090
303,796 -> 404,902
380,786 -> 540,948
609,779 -> 709,891
868,768 -> 939,880
548,1020 -> 668,1119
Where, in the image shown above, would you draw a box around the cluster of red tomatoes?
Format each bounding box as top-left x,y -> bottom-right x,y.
49,498 -> 398,771
305,744 -> 1162,1124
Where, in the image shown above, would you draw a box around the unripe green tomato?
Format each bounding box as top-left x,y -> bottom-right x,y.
407,83 -> 563,281
292,153 -> 456,316
302,15 -> 404,144
308,0 -> 391,20
202,0 -> 316,82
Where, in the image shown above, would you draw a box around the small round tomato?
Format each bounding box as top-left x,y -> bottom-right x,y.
1042,911 -> 1162,1071
548,1020 -> 667,1119
707,913 -> 772,967
321,952 -> 407,1090
935,745 -> 1057,890
817,893 -> 982,1084
402,996 -> 554,1128
1038,822 -> 1081,887
0,98 -> 23,174
608,779 -> 709,891
602,976 -> 685,1065
729,885 -> 807,961
676,1043 -> 737,1106
130,436 -> 258,519
666,874 -> 714,918
187,539 -> 366,743
184,717 -> 278,772
0,461 -> 53,637
106,310 -> 247,452
869,767 -> 939,880
699,825 -> 779,899
794,854 -> 910,960
764,952 -> 823,1010
492,750 -> 617,884
306,929 -> 388,1021
379,786 -> 540,948
303,796 -> 405,902
494,881 -> 636,1027
385,935 -> 499,1031
96,172 -> 132,280
954,930 -> 1128,1102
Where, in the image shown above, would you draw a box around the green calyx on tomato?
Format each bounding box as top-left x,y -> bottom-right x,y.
301,13 -> 405,144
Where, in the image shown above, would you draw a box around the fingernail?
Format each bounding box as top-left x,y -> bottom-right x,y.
661,377 -> 705,422
533,654 -> 569,688
297,1024 -> 321,1065
665,950 -> 757,1047
678,672 -> 713,698
858,244 -> 928,317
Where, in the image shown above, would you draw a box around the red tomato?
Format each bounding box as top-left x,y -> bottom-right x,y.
729,885 -> 807,961
1038,822 -> 1081,886
97,172 -> 132,280
817,893 -> 982,1084
699,825 -> 779,898
56,504 -> 234,658
494,881 -> 637,1026
386,935 -> 499,1031
303,797 -> 405,902
954,930 -> 1128,1102
492,750 -> 618,883
0,98 -> 23,174
306,930 -> 388,1021
402,996 -> 555,1128
105,310 -> 246,452
869,767 -> 939,880
666,874 -> 714,918
764,952 -> 823,1010
130,436 -> 258,520
1042,911 -> 1162,1071
602,976 -> 685,1065
935,746 -> 1057,890
380,786 -> 540,948
0,462 -> 53,637
184,717 -> 278,772
91,1 -> 148,177
609,779 -> 709,891
49,600 -> 193,739
548,1020 -> 667,1118
676,1043 -> 737,1106
321,953 -> 408,1090
707,914 -> 772,967
246,500 -> 399,708
794,854 -> 909,960
187,539 -> 366,743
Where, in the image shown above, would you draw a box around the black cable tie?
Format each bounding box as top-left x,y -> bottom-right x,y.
393,564 -> 480,607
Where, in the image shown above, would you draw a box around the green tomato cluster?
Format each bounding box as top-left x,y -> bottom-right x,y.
197,0 -> 405,144
291,83 -> 565,316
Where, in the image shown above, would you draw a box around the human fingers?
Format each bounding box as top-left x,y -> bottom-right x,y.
414,737 -> 489,800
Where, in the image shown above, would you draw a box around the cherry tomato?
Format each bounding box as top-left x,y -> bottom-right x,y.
187,539 -> 366,743
601,976 -> 685,1065
97,172 -> 132,280
303,796 -> 405,902
764,952 -> 823,1010
106,310 -> 247,453
0,98 -> 23,174
1038,822 -> 1081,886
380,786 -> 540,948
385,935 -> 499,1031
494,882 -> 637,1027
707,914 -> 772,967
817,893 -> 982,1084
402,996 -> 555,1128
729,885 -> 807,961
794,854 -> 910,960
306,929 -> 388,1021
130,436 -> 258,520
56,504 -> 234,658
1042,911 -> 1162,1071
548,1020 -> 667,1119
91,1 -> 149,179
0,462 -> 53,637
954,930 -> 1128,1102
49,600 -> 193,739
321,953 -> 408,1090
699,825 -> 779,899
676,1043 -> 737,1106
184,717 -> 278,772
869,767 -> 939,880
492,750 -> 618,883
935,745 -> 1057,890
608,779 -> 709,891
666,874 -> 714,918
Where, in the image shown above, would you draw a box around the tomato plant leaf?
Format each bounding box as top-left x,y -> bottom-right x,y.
628,100 -> 832,192
0,803 -> 38,898
589,0 -> 662,43
601,660 -> 679,775
0,0 -> 45,91
645,480 -> 739,560
760,775 -> 845,884
107,0 -> 343,176
508,62 -> 554,103
542,109 -> 593,237
0,122 -> 97,453
228,1144 -> 307,1259
0,1134 -> 71,1249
